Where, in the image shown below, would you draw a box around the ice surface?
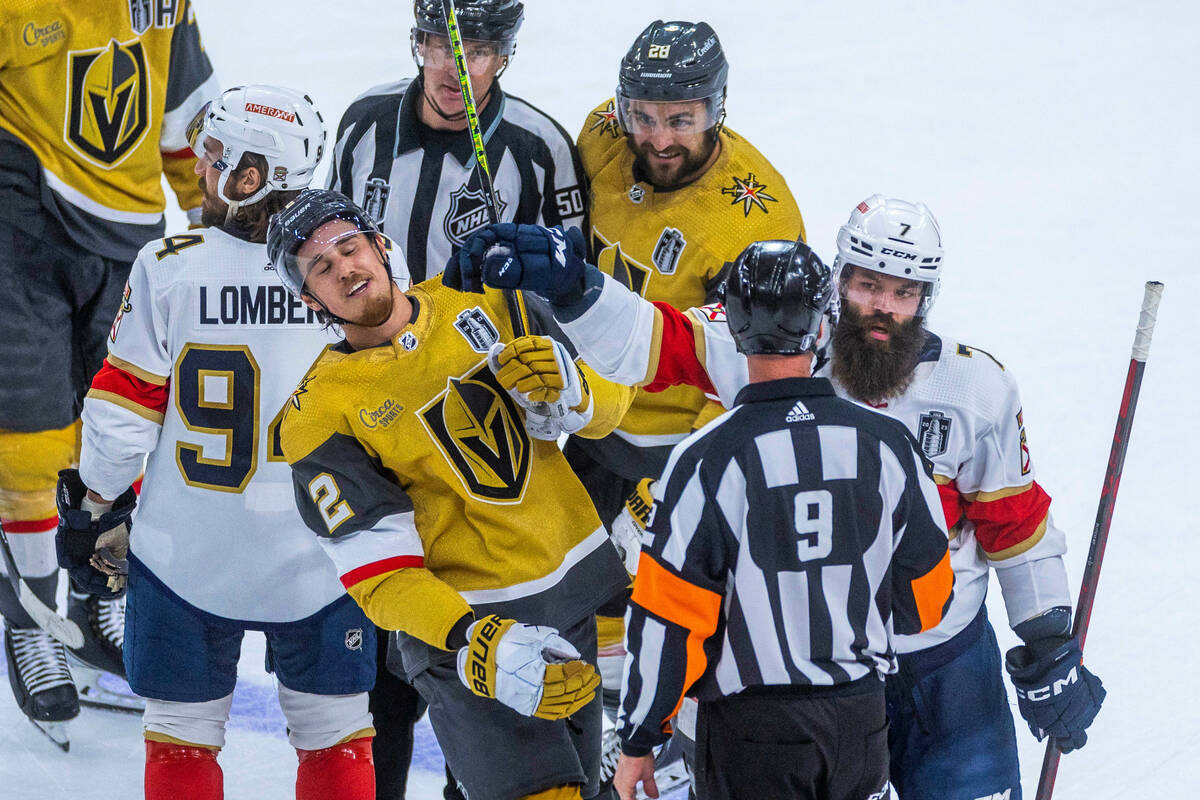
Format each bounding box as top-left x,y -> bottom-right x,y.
2,0 -> 1196,797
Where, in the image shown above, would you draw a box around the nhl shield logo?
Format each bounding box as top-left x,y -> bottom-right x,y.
345,628 -> 363,651
918,411 -> 952,458
453,307 -> 500,353
363,177 -> 390,225
128,0 -> 153,34
444,185 -> 506,246
66,38 -> 150,167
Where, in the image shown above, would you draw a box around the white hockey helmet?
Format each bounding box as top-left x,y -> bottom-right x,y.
834,194 -> 944,317
186,85 -> 326,210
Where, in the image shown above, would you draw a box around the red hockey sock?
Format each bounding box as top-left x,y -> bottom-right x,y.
145,739 -> 222,800
296,737 -> 375,800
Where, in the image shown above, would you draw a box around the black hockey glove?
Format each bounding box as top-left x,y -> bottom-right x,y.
1005,635 -> 1105,753
55,469 -> 136,597
443,223 -> 589,305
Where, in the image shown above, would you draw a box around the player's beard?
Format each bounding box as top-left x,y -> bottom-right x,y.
630,129 -> 718,190
347,280 -> 396,329
831,303 -> 928,406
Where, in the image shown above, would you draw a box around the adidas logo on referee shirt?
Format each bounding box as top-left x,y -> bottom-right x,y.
786,400 -> 814,423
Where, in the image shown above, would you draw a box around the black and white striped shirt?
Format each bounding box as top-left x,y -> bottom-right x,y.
618,377 -> 954,755
327,75 -> 586,284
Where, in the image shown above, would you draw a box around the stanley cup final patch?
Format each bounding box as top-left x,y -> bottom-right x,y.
918,411 -> 952,458
454,307 -> 500,353
363,177 -> 390,225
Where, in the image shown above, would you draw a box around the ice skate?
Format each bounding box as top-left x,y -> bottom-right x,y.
5,620 -> 79,751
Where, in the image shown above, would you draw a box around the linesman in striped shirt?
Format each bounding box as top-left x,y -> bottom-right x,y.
611,240 -> 954,800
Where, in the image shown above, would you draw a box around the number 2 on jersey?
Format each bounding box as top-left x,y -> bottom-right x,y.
174,343 -> 285,492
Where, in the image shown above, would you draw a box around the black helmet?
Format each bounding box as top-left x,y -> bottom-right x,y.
267,189 -> 383,300
724,239 -> 835,355
618,20 -> 728,103
413,0 -> 524,54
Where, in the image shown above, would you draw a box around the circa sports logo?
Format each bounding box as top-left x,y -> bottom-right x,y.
721,173 -> 778,217
65,37 -> 150,168
444,185 -> 507,247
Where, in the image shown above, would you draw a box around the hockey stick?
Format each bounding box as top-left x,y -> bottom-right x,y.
440,0 -> 531,338
1034,280 -> 1164,800
0,520 -> 84,649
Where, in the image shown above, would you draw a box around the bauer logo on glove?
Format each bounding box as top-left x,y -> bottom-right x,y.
456,614 -> 600,720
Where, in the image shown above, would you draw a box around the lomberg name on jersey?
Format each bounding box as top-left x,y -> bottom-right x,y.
198,285 -> 320,326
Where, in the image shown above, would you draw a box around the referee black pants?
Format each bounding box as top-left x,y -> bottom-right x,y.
694,678 -> 889,800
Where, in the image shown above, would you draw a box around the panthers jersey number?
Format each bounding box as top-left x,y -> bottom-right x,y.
173,343 -> 285,492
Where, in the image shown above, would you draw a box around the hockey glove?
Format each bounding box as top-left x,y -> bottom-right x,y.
55,469 -> 136,597
488,336 -> 594,440
444,223 -> 589,306
1005,635 -> 1105,753
610,478 -> 655,576
456,615 -> 600,720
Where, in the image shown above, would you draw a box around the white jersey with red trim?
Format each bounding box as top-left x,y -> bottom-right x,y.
78,227 -> 346,623
560,274 -> 1072,651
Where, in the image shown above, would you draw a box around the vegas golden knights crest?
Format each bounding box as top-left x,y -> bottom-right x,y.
420,362 -> 531,502
66,38 -> 150,168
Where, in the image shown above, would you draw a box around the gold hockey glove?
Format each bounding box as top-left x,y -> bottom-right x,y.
456,615 -> 600,720
610,478 -> 655,575
488,336 -> 594,441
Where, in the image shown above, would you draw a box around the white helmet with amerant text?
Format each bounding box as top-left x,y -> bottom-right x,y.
835,194 -> 944,316
186,85 -> 326,210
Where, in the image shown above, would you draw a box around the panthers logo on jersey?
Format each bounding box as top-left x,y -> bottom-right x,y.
66,37 -> 150,167
419,361 -> 531,503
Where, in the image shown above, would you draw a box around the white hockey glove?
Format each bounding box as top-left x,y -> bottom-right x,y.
456,615 -> 600,720
610,478 -> 655,576
488,336 -> 594,441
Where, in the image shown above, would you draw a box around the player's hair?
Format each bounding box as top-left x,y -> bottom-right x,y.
225,152 -> 301,243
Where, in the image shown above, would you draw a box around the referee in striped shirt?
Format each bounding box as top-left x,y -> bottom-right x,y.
614,239 -> 955,800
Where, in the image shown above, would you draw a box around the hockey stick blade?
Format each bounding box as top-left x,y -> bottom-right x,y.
0,523 -> 84,649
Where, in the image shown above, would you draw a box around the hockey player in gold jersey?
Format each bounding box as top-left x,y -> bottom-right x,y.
572,21 -> 806,790
572,20 -> 806,525
0,0 -> 218,733
269,190 -> 631,800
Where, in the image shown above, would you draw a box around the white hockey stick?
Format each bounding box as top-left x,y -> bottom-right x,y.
0,521 -> 84,649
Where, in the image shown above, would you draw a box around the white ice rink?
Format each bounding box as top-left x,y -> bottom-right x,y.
2,0 -> 1197,797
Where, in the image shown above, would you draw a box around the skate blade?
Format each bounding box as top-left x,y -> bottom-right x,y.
29,719 -> 70,752
70,659 -> 146,714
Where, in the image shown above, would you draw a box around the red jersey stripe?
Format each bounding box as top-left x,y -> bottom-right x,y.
90,359 -> 170,415
644,302 -> 717,396
340,555 -> 425,589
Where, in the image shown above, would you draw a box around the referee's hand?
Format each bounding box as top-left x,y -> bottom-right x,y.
614,752 -> 658,800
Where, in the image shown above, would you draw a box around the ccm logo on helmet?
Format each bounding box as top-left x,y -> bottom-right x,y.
880,247 -> 917,261
245,103 -> 296,122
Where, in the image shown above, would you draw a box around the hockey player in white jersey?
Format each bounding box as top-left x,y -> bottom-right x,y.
54,86 -> 376,800
444,198 -> 1107,799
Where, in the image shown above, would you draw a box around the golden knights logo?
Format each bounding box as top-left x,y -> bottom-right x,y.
595,239 -> 651,297
444,185 -> 507,247
721,173 -> 777,217
587,99 -> 621,139
66,38 -> 150,168
420,362 -> 531,503
918,411 -> 952,458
